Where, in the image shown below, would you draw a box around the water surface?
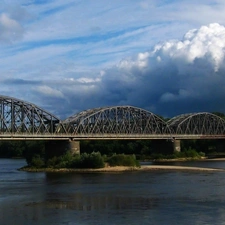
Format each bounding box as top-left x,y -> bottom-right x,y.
1,159 -> 225,225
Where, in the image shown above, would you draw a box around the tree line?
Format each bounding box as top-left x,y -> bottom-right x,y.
0,139 -> 223,159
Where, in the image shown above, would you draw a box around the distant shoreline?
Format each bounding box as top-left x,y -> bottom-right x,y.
153,157 -> 225,162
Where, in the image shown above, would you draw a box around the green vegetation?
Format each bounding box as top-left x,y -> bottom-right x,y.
0,141 -> 45,159
107,154 -> 140,167
27,152 -> 140,169
26,152 -> 105,169
151,148 -> 205,160
27,152 -> 106,169
27,151 -> 141,169
80,140 -> 152,156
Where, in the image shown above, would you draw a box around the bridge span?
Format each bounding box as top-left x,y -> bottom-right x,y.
0,95 -> 225,153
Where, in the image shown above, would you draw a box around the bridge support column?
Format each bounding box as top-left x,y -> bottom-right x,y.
45,140 -> 80,160
173,139 -> 181,152
67,140 -> 80,155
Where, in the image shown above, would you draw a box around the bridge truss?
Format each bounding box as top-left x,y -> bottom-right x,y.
62,106 -> 171,139
0,96 -> 66,138
0,95 -> 225,140
168,112 -> 225,138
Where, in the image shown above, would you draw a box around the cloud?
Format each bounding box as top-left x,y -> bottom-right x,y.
35,85 -> 64,98
49,22 -> 225,118
4,22 -> 225,119
0,13 -> 24,43
1,1 -> 225,119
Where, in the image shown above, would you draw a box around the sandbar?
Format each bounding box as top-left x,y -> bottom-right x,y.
19,165 -> 225,173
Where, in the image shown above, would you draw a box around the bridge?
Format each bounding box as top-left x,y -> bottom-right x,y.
1,95 -> 225,153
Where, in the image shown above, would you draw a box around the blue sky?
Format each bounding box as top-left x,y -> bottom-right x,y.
1,0 -> 225,119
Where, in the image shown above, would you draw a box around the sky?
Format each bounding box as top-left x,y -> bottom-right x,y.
1,0 -> 225,120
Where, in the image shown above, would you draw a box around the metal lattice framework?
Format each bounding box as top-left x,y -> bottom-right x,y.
62,106 -> 171,137
0,94 -> 225,139
168,112 -> 225,135
0,95 -> 65,136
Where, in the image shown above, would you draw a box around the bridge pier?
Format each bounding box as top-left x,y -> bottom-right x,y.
173,139 -> 181,152
67,140 -> 80,155
45,140 -> 80,160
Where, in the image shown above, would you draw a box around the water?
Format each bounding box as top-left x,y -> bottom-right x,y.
1,159 -> 225,225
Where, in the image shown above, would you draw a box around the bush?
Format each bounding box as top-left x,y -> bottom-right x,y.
45,152 -> 104,169
46,156 -> 60,168
58,152 -> 75,168
79,152 -> 105,169
70,154 -> 82,168
30,154 -> 45,168
151,148 -> 203,160
107,154 -> 140,167
184,149 -> 199,158
46,153 -> 80,168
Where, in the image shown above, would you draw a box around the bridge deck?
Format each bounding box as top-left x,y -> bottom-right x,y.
0,134 -> 225,140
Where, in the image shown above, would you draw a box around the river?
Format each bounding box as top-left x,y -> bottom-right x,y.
1,159 -> 225,225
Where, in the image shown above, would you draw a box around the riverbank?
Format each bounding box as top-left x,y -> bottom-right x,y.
152,157 -> 225,162
19,164 -> 225,173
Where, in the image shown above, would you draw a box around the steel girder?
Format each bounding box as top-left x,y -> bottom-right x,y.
62,106 -> 171,135
0,95 -> 64,135
168,112 -> 225,135
1,94 -> 225,138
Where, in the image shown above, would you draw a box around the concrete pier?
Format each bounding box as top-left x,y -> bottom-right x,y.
67,140 -> 80,155
45,140 -> 80,160
173,139 -> 181,152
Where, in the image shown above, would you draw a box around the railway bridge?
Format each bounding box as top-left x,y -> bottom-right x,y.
0,95 -> 225,154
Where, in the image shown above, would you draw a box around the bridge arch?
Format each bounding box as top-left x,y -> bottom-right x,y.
62,106 -> 171,136
0,95 -> 64,135
168,112 -> 225,135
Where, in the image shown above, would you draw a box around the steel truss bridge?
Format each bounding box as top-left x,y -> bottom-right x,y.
0,95 -> 225,140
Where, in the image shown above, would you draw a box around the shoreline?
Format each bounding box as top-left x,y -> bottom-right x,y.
153,157 -> 225,162
19,164 -> 225,173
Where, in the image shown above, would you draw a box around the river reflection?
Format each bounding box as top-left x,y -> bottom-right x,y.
1,159 -> 225,225
152,159 -> 225,169
27,195 -> 157,211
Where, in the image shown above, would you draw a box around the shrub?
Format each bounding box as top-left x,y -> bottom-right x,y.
183,148 -> 200,158
151,148 -> 203,160
30,154 -> 45,168
46,156 -> 61,168
79,152 -> 105,169
58,152 -> 75,168
107,154 -> 140,167
70,154 -> 81,168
